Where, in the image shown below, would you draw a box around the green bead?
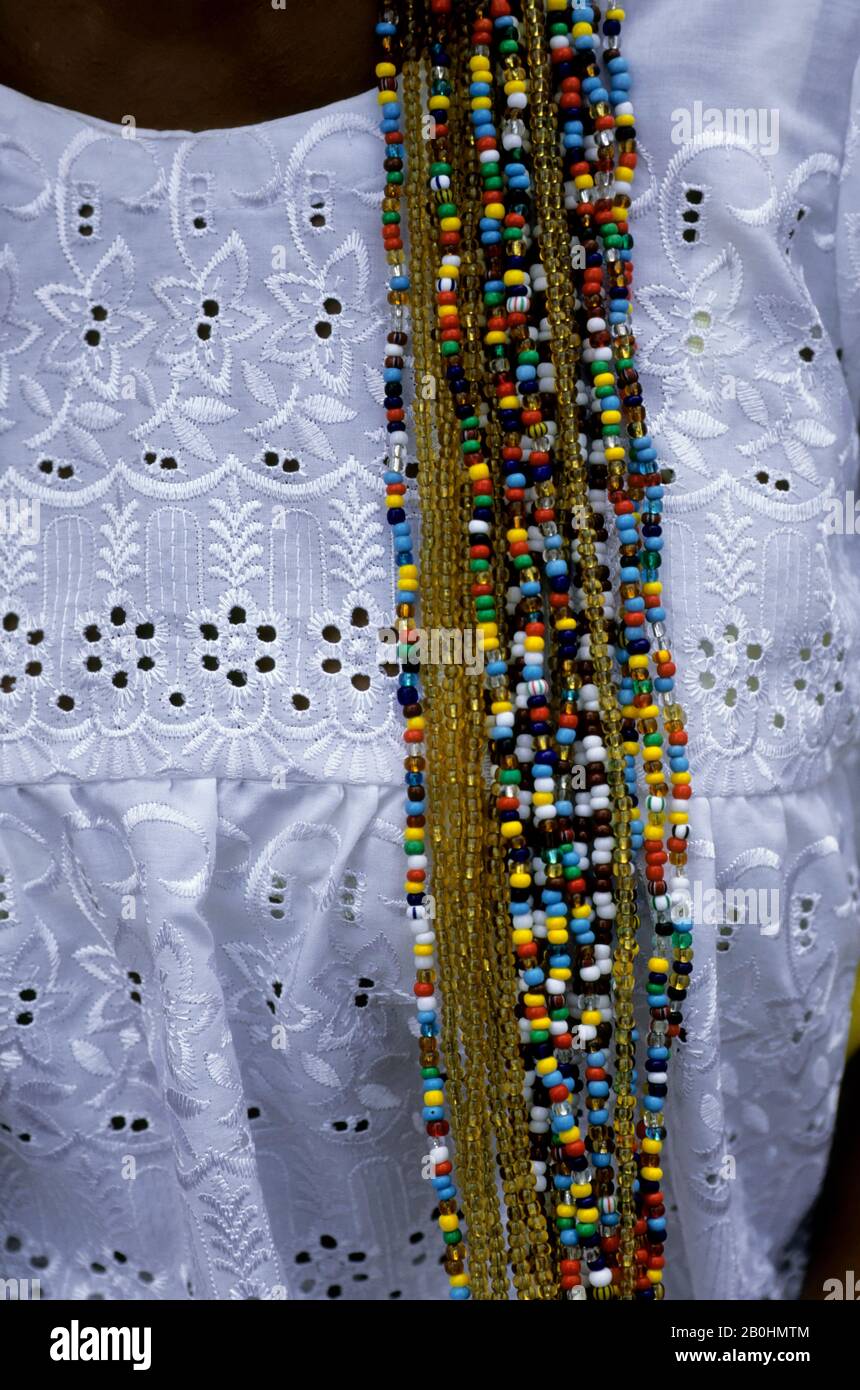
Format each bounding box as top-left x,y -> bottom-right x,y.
530,1029 -> 550,1043
513,553 -> 532,569
436,202 -> 457,219
469,558 -> 489,572
381,211 -> 401,225
461,438 -> 480,453
386,171 -> 404,185
429,162 -> 451,176
556,1217 -> 575,1231
441,341 -> 459,357
602,424 -> 620,437
499,768 -> 522,784
576,1223 -> 597,1239
499,38 -> 518,54
485,176 -> 504,191
643,732 -> 663,747
443,1229 -> 462,1246
405,840 -> 424,854
421,1067 -> 440,1079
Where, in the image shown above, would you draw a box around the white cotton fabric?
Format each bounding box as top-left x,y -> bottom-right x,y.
2,0 -> 860,1301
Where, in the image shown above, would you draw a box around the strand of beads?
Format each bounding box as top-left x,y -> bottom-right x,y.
375,5 -> 469,1301
467,2 -> 601,1290
552,0 -> 696,1296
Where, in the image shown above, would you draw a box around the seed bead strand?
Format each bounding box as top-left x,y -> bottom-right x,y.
468,5 -> 603,1285
375,6 -> 471,1301
549,0 -> 697,1296
490,0 -> 626,1296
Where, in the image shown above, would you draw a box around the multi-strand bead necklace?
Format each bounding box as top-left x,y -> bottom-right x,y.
374,0 -> 694,1301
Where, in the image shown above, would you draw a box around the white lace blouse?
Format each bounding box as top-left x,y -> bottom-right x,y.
1,0 -> 860,1302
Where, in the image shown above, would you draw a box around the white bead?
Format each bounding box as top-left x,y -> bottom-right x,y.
579,965 -> 600,983
589,1267 -> 613,1288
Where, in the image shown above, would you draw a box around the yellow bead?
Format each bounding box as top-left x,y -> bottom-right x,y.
572,22 -> 593,37
503,269 -> 526,286
439,217 -> 461,233
375,62 -> 396,78
577,1206 -> 598,1223
523,993 -> 544,1007
484,202 -> 505,220
571,1183 -> 591,1199
601,410 -> 621,424
556,1204 -> 575,1218
535,1057 -> 556,1077
428,95 -> 450,111
643,582 -> 663,595
594,372 -> 614,388
533,792 -> 554,807
671,771 -> 692,785
511,928 -> 533,944
425,1090 -> 444,1106
377,90 -> 398,105
642,746 -> 662,762
450,1273 -> 469,1288
471,96 -> 492,111
485,330 -> 506,345
574,174 -> 594,190
524,636 -> 544,651
469,462 -> 490,481
510,872 -> 531,889
669,812 -> 688,825
439,1214 -> 459,1233
643,1137 -> 662,1154
604,446 -> 625,461
406,715 -> 425,731
582,1010 -> 601,1025
648,958 -> 669,973
647,1270 -> 663,1285
616,166 -> 634,183
501,820 -> 522,838
547,930 -> 569,945
641,1166 -> 663,1182
504,80 -> 527,95
490,700 -> 513,714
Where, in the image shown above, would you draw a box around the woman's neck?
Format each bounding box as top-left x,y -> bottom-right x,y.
0,0 -> 378,130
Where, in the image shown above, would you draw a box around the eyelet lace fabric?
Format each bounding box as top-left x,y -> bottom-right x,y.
2,0 -> 860,1301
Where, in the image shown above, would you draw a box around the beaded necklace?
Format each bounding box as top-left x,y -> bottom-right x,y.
374,0 -> 695,1301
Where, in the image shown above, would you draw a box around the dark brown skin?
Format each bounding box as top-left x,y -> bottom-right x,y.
0,0 -> 378,130
1,0 -> 858,1301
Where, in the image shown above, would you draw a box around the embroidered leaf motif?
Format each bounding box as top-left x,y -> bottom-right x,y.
20,374 -> 53,418
66,422 -> 109,468
171,412 -> 216,462
71,1038 -> 114,1076
72,401 -> 124,431
672,410 -> 727,440
792,418 -> 835,449
241,360 -> 279,409
166,1086 -> 210,1118
357,1082 -> 399,1110
180,396 -> 238,426
736,380 -> 769,427
301,1052 -> 341,1088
